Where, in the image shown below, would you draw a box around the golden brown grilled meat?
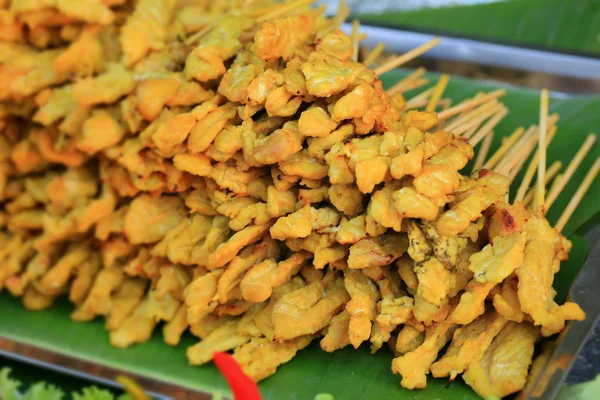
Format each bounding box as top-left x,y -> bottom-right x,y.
0,1 -> 584,397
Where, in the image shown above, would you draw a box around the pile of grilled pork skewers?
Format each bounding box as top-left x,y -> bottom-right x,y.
1,0 -> 598,397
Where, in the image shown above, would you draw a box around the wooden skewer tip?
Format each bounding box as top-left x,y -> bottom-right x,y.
472,130 -> 494,173
546,133 -> 597,212
438,88 -> 506,121
363,43 -> 385,66
425,74 -> 450,112
555,158 -> 600,232
483,126 -> 525,170
374,37 -> 440,76
535,89 -> 549,210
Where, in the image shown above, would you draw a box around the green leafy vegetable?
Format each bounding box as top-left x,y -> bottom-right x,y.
21,383 -> 64,400
0,370 -> 130,400
0,368 -> 21,400
0,369 -> 64,400
358,0 -> 600,55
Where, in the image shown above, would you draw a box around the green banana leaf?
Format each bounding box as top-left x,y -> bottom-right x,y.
358,0 -> 600,56
0,70 -> 598,399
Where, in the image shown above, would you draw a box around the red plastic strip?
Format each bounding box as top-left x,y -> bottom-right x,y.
213,352 -> 262,400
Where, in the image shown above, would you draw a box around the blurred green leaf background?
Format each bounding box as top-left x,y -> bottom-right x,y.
358,0 -> 600,55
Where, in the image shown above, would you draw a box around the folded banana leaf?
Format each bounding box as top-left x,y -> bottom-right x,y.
357,0 -> 600,56
0,70 -> 597,399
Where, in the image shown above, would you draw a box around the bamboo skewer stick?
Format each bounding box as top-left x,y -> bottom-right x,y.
351,19 -> 360,62
546,173 -> 563,207
363,43 -> 385,66
535,89 -> 549,211
514,126 -> 558,202
459,110 -> 499,139
378,54 -> 397,70
509,151 -> 531,181
374,38 -> 440,76
524,190 -> 541,208
453,103 -> 503,137
404,67 -> 427,82
555,158 -> 600,232
494,125 -> 536,174
425,74 -> 449,112
545,133 -> 597,211
387,81 -> 412,97
455,92 -> 484,121
396,78 -> 429,93
463,124 -> 478,139
509,126 -> 556,182
495,126 -> 539,176
334,0 -> 350,26
310,3 -> 327,17
405,98 -> 428,109
439,98 -> 452,110
469,107 -> 509,146
438,89 -> 506,121
510,126 -> 556,182
257,0 -> 314,22
472,131 -> 494,173
482,126 -> 525,170
405,88 -> 433,109
454,108 -> 502,139
522,161 -> 563,207
446,97 -> 496,132
453,92 -> 486,121
386,67 -> 426,95
184,21 -> 217,45
510,156 -> 528,181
